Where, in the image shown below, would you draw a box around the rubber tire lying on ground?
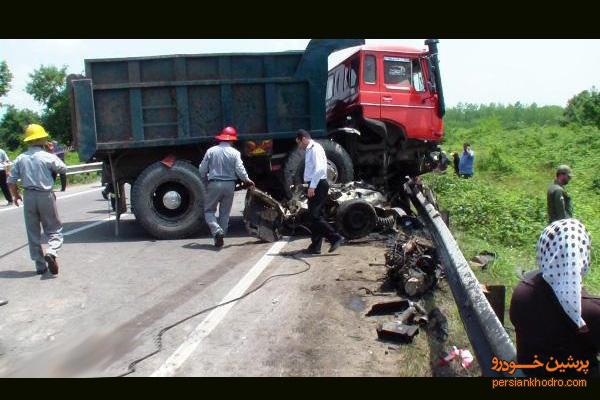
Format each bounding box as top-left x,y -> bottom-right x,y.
335,198 -> 377,240
283,139 -> 354,199
131,160 -> 206,239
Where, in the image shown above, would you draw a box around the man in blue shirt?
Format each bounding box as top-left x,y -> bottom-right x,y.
199,126 -> 254,248
458,143 -> 475,178
8,124 -> 67,275
296,129 -> 344,254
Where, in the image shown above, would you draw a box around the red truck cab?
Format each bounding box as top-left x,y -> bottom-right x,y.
325,40 -> 446,187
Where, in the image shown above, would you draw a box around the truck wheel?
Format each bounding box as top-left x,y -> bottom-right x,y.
131,161 -> 206,239
283,139 -> 354,198
335,199 -> 377,240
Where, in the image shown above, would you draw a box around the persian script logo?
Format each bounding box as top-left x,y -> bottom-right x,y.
491,356 -> 590,375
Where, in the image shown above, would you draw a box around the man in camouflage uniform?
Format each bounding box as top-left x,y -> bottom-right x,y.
547,165 -> 573,223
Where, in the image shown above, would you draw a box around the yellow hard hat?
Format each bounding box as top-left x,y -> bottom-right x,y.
24,124 -> 50,142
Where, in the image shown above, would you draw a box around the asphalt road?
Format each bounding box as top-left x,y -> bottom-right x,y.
0,182 -> 403,377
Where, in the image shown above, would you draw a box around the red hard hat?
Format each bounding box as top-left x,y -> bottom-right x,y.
215,126 -> 238,141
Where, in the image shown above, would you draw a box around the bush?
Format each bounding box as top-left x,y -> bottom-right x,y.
591,177 -> 600,193
426,174 -> 545,247
478,146 -> 516,175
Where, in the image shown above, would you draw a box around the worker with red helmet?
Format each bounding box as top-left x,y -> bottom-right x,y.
199,126 -> 254,248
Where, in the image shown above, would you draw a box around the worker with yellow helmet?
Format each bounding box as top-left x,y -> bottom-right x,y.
7,124 -> 67,275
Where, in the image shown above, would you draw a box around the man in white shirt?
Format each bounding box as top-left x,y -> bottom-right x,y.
296,129 -> 344,254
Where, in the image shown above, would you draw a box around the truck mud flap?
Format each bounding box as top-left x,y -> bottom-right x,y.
243,188 -> 287,242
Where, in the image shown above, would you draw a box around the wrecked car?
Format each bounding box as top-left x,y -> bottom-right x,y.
243,181 -> 408,242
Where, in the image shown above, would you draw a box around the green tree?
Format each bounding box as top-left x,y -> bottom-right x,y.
26,65 -> 67,106
563,87 -> 600,128
0,60 -> 13,104
25,65 -> 72,145
0,105 -> 41,150
444,102 -> 563,130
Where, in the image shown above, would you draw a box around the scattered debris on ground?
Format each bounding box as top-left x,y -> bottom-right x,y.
428,307 -> 449,342
482,284 -> 506,325
438,346 -> 475,370
376,321 -> 419,343
384,229 -> 443,297
358,223 -> 449,349
468,251 -> 496,270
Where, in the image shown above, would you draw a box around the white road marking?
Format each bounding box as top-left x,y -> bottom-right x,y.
151,239 -> 289,377
63,216 -> 113,236
0,216 -> 114,259
55,187 -> 102,201
0,187 -> 101,213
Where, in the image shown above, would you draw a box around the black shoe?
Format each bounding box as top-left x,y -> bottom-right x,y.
328,235 -> 345,253
44,254 -> 59,275
36,267 -> 48,275
302,247 -> 321,255
214,232 -> 225,248
0,298 -> 7,307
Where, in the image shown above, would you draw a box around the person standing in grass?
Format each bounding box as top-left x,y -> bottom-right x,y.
451,151 -> 460,176
547,165 -> 574,223
458,143 -> 475,178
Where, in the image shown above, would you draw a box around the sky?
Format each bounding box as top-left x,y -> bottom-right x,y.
1,39 -> 599,114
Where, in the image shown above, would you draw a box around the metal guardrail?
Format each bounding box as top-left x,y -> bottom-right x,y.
66,162 -> 103,176
404,179 -> 522,378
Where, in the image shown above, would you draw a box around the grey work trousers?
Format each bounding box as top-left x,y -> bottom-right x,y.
204,180 -> 236,237
23,190 -> 63,271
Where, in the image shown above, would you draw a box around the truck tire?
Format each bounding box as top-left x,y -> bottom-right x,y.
335,199 -> 377,240
283,139 -> 354,198
131,161 -> 206,239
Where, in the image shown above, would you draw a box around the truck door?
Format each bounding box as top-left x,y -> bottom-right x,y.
360,53 -> 380,119
379,55 -> 433,140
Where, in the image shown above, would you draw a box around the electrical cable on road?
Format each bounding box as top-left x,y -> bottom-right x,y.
117,250 -> 311,377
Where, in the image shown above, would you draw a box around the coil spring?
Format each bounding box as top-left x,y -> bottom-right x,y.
376,215 -> 395,231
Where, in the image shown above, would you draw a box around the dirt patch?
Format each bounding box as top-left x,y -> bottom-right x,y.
277,234 -> 481,376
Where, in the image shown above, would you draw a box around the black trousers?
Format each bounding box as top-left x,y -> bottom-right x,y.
307,179 -> 337,248
0,170 -> 12,203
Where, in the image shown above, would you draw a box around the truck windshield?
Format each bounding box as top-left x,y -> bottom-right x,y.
383,57 -> 411,88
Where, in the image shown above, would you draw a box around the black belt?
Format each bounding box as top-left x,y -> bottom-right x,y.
208,179 -> 236,182
304,179 -> 328,184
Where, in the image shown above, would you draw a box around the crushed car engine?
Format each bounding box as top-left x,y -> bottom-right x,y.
243,181 -> 410,242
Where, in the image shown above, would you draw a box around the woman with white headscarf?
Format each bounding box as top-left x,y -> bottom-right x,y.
510,218 -> 599,377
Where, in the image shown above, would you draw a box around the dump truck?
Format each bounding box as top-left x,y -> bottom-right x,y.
69,39 -> 446,239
